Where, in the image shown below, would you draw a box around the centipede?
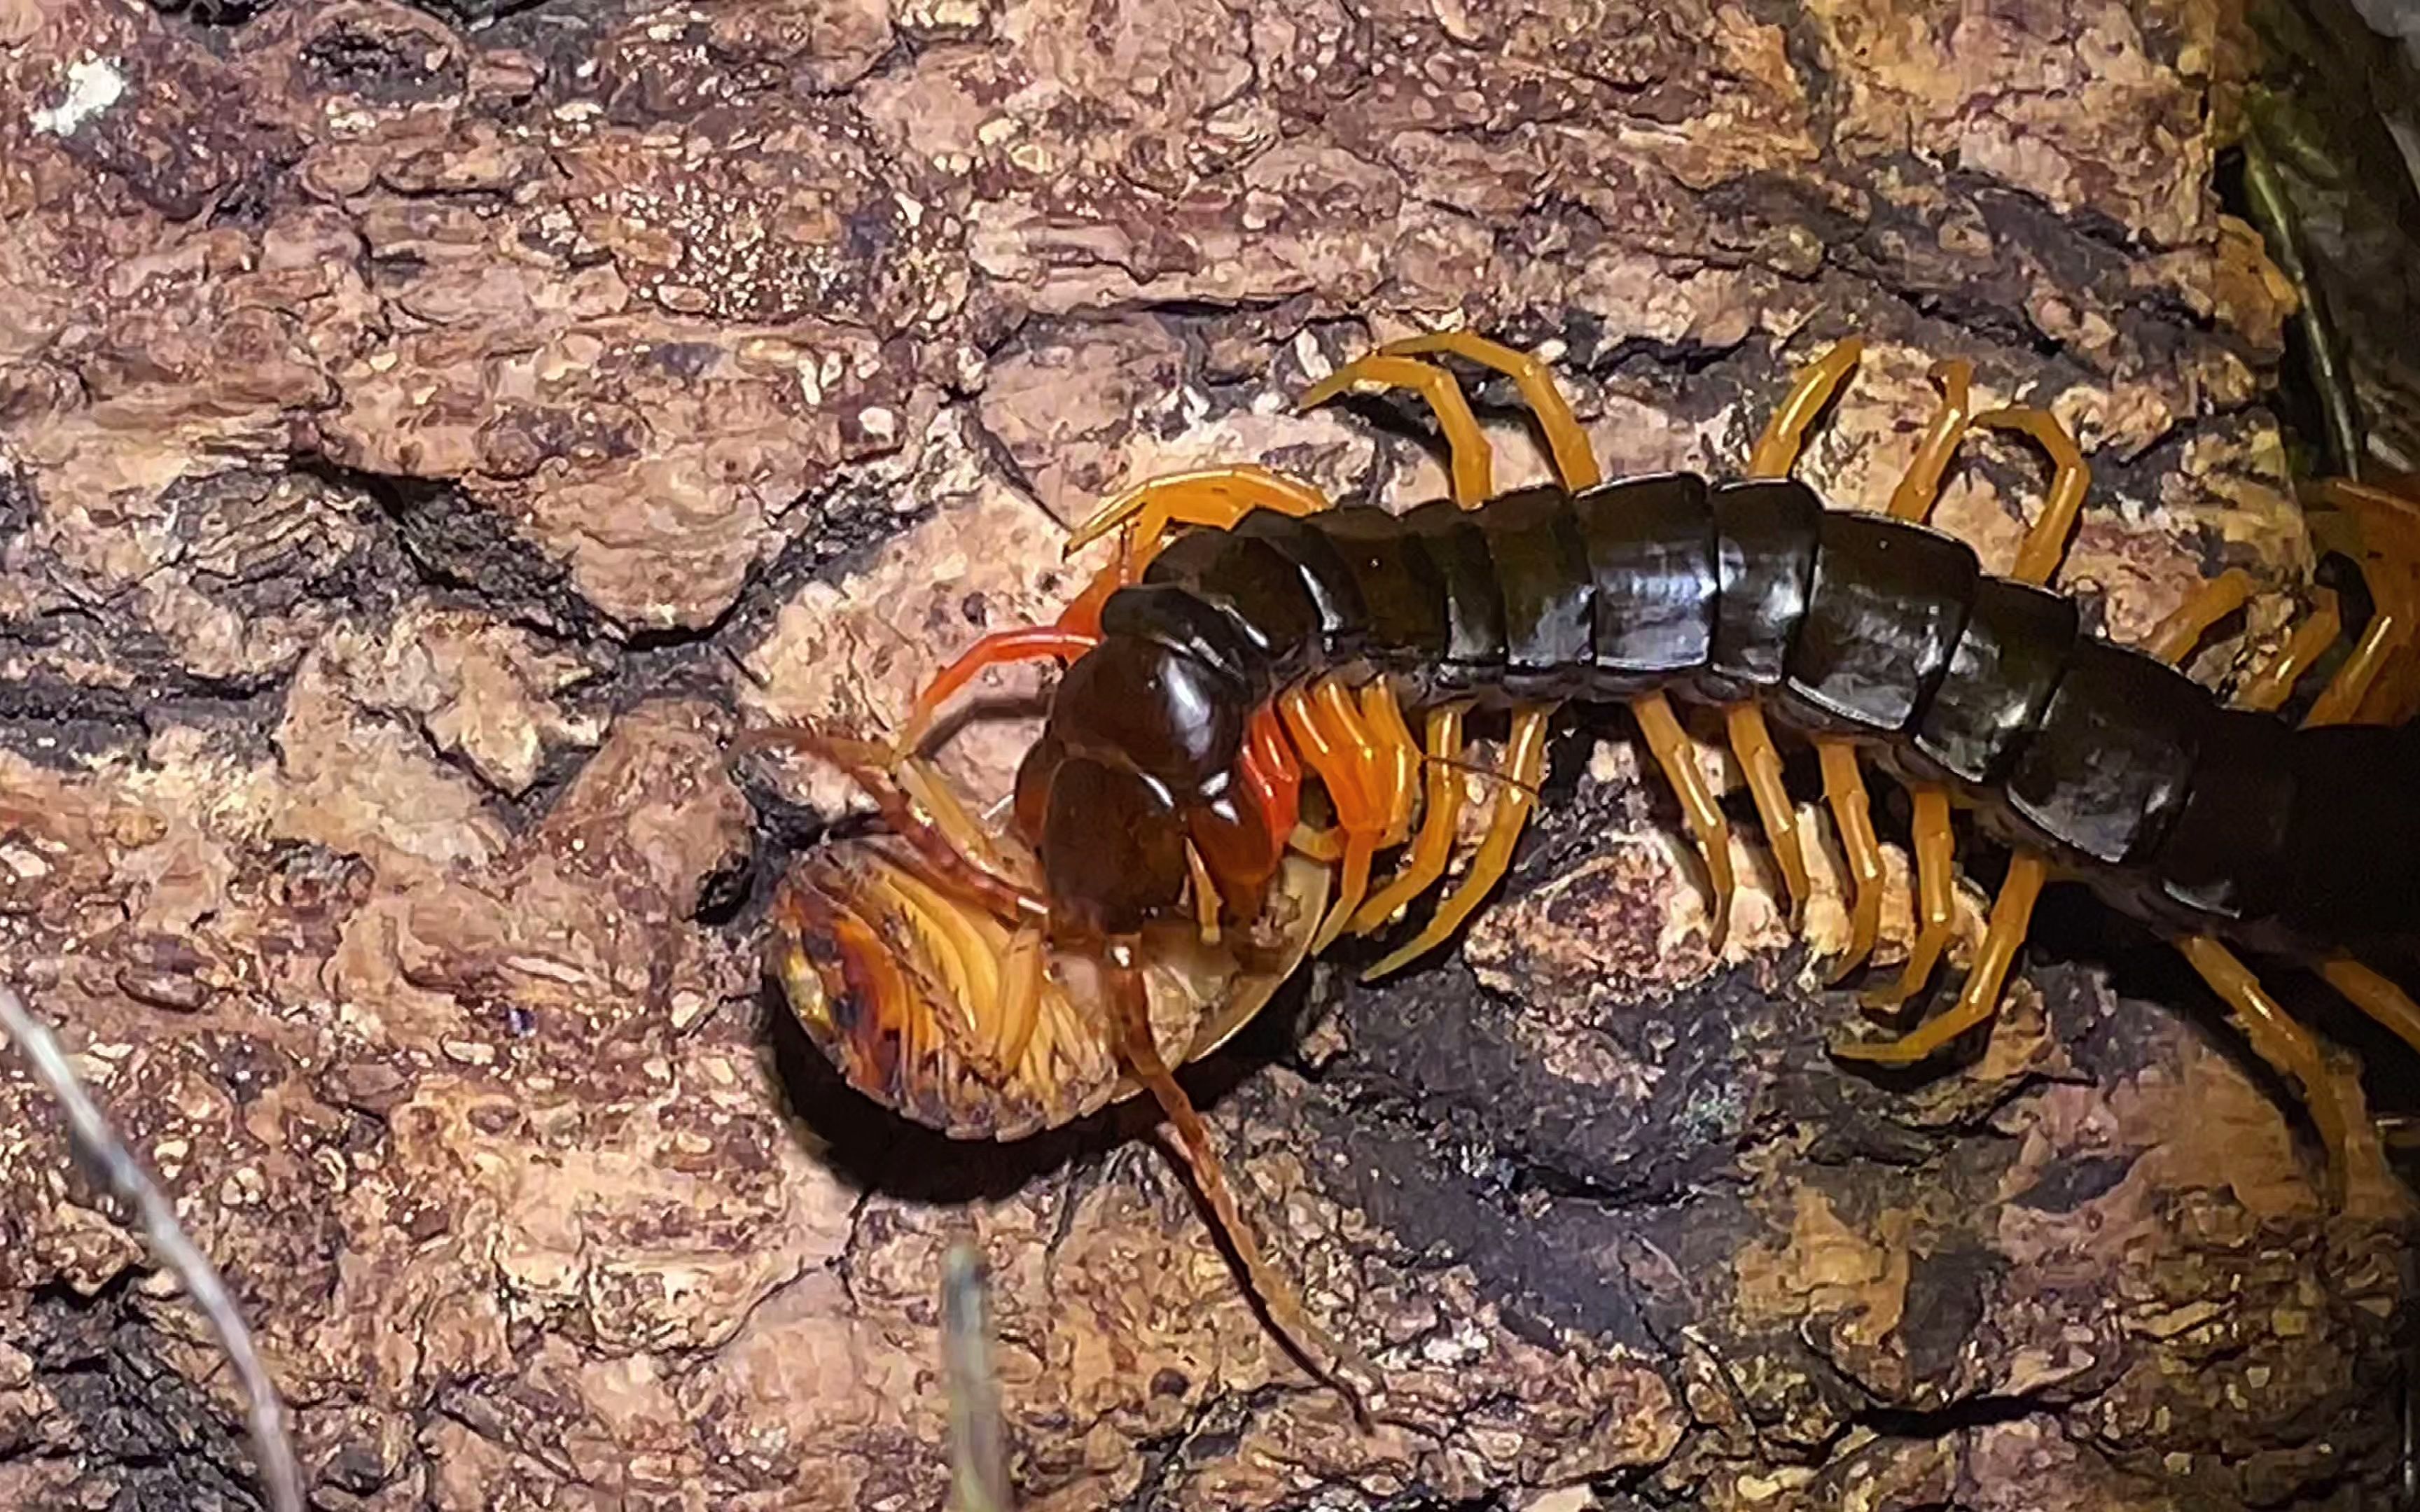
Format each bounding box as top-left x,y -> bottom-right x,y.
748,332 -> 2420,1420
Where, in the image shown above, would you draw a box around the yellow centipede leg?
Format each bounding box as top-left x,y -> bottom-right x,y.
1816,738 -> 1884,983
1746,338 -> 1863,479
1862,786 -> 1958,1012
1887,360 -> 1974,523
1867,360 -> 1976,1005
1064,465 -> 1330,558
1281,680 -> 1386,954
1975,404 -> 2091,589
1102,946 -> 1381,1420
1725,704 -> 1811,927
1835,853 -> 2047,1065
1352,704 -> 1469,934
2318,959 -> 2420,1062
2176,934 -> 2353,1205
1370,331 -> 1604,491
2144,568 -> 2258,666
1363,704 -> 1554,981
1358,679 -> 1424,846
2237,589 -> 2340,713
2305,477 -> 2420,724
1300,354 -> 1493,507
1630,692 -> 1734,953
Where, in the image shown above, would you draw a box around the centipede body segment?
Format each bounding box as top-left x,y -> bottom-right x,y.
760,331 -> 2420,1417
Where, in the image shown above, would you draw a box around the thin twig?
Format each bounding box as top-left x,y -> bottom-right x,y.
0,983 -> 304,1512
940,1240 -> 1010,1512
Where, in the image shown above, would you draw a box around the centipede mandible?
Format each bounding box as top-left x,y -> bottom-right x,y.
746,332 -> 2420,1420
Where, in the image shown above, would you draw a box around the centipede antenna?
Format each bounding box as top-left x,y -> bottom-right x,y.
1101,945 -> 1381,1422
0,983 -> 305,1512
941,1240 -> 1013,1512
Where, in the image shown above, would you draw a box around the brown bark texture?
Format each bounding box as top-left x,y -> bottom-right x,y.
0,0 -> 2411,1508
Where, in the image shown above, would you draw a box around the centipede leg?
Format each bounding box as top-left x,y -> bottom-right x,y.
1746,337 -> 1864,479
739,722 -> 1049,926
1236,702 -> 1304,877
1102,944 -> 1380,1420
1725,705 -> 1811,927
1300,354 -> 1493,507
1063,465 -> 1330,558
1865,361 -> 1977,1004
1815,738 -> 1884,983
2317,959 -> 2420,1061
2237,588 -> 2341,713
2175,935 -> 2353,1204
1367,332 -> 1604,491
1358,680 -> 1424,847
1363,703 -> 1554,981
1279,681 -> 1386,953
2145,568 -> 2258,666
1353,703 -> 1470,933
1835,853 -> 2047,1065
1975,404 -> 2092,589
2306,477 -> 2420,724
1886,360 -> 1975,524
1631,692 -> 1734,953
1862,785 -> 1958,1012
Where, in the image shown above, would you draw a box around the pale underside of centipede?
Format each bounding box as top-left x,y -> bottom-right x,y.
757,331 -> 2420,1417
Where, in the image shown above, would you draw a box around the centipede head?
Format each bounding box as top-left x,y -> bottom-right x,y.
770,834 -> 1330,1140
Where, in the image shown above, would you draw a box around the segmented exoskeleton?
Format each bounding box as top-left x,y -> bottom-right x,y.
757,332 -> 2420,1418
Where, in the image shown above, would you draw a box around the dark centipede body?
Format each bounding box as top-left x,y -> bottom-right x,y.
1025,471 -> 2417,960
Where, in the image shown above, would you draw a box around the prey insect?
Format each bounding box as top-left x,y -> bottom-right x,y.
752,332 -> 2420,1420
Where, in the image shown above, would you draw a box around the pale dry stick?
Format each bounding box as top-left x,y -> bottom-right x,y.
940,1240 -> 1012,1512
0,983 -> 304,1512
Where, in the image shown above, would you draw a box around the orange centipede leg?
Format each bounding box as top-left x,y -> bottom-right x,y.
1102,944 -> 1381,1420
898,625 -> 1103,753
1279,681 -> 1386,953
1816,738 -> 1885,983
1835,853 -> 2047,1065
2176,935 -> 2353,1205
1887,360 -> 1974,523
1631,692 -> 1734,954
2144,568 -> 2258,666
739,722 -> 1048,927
1746,337 -> 1863,479
1865,363 -> 1979,1004
2304,477 -> 2420,724
2318,959 -> 2420,1063
1353,702 -> 1470,934
1064,465 -> 1329,558
1300,354 -> 1493,507
1975,403 -> 2091,590
2236,588 -> 2340,713
1358,680 -> 1424,846
1364,702 -> 1555,981
1862,786 -> 1959,1013
1725,704 -> 1811,927
1235,701 -> 1304,876
1370,332 -> 1604,491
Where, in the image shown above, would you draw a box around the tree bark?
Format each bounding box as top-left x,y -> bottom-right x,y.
0,0 -> 2408,1508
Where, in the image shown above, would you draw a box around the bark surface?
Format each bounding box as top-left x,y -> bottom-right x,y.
0,0 -> 2409,1508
